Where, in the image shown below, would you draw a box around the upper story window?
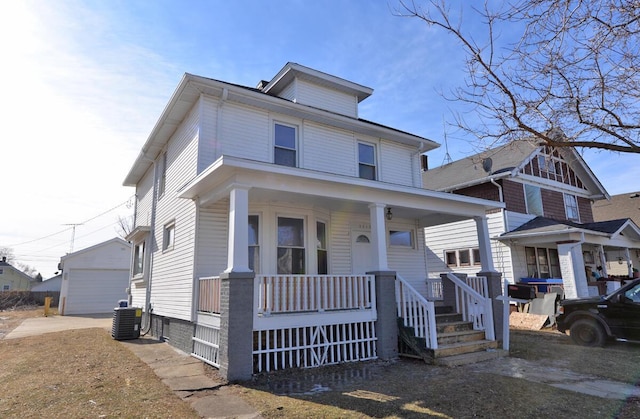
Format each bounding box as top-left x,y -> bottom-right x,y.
248,215 -> 260,273
358,143 -> 376,180
524,184 -> 544,216
133,241 -> 145,276
564,194 -> 580,222
163,221 -> 175,252
274,123 -> 297,167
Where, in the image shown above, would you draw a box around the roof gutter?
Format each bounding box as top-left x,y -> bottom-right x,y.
437,171 -> 511,193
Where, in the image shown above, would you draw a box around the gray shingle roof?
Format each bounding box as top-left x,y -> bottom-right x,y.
592,192 -> 640,227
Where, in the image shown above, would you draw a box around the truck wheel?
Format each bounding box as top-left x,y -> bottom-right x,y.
569,319 -> 606,347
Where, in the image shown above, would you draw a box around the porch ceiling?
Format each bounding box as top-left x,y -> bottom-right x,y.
178,156 -> 503,227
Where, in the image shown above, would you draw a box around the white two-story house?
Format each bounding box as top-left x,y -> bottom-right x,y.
123,62 -> 504,380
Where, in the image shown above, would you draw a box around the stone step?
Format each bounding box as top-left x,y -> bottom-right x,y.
432,339 -> 499,358
435,349 -> 508,367
436,320 -> 473,334
437,329 -> 486,346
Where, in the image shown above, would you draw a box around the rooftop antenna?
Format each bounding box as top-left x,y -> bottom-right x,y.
442,117 -> 452,165
62,223 -> 83,253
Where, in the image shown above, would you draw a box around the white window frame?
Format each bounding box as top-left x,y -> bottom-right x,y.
357,142 -> 377,180
248,214 -> 261,274
564,193 -> 580,222
276,216 -> 306,274
389,229 -> 415,249
133,241 -> 145,277
162,221 -> 175,252
273,122 -> 298,167
524,184 -> 544,216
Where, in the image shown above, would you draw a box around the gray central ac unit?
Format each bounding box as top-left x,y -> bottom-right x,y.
112,307 -> 142,340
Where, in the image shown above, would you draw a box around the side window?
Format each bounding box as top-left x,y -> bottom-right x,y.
317,221 -> 328,275
472,248 -> 481,266
358,143 -> 376,180
564,194 -> 580,222
525,184 -> 544,216
249,215 -> 260,273
274,123 -> 297,167
389,230 -> 414,248
277,217 -> 305,274
163,221 -> 175,252
133,241 -> 145,276
445,251 -> 457,267
458,249 -> 471,266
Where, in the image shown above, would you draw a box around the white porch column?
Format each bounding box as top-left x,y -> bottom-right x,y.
625,248 -> 633,277
474,215 -> 496,272
225,185 -> 251,273
558,241 -> 589,298
369,203 -> 388,271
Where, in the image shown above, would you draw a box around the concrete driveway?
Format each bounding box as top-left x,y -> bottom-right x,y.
3,314 -> 112,339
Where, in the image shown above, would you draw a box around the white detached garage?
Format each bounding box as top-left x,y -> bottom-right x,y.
58,237 -> 131,315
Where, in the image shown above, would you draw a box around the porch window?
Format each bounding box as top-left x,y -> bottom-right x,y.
458,249 -> 471,266
162,221 -> 175,252
472,248 -> 481,266
525,246 -> 558,278
564,194 -> 580,222
133,241 -> 145,276
274,123 -> 297,167
249,215 -> 260,273
445,251 -> 457,267
358,143 -> 376,180
389,230 -> 414,248
317,221 -> 328,274
277,217 -> 305,274
524,184 -> 544,216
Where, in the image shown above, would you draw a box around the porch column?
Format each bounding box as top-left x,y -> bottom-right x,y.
474,215 -> 496,272
225,185 -> 251,273
625,248 -> 633,277
369,270 -> 398,360
369,203 -> 389,271
218,271 -> 255,382
558,241 -> 589,298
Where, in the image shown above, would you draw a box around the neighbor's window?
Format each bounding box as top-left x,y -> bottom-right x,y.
277,217 -> 305,274
525,184 -> 544,216
525,246 -> 557,278
358,143 -> 376,180
445,251 -> 457,267
389,230 -> 414,248
274,123 -> 297,167
163,222 -> 175,251
248,215 -> 260,273
564,193 -> 580,222
472,248 -> 481,266
458,249 -> 471,266
2,284 -> 9,291
317,221 -> 328,274
133,241 -> 145,276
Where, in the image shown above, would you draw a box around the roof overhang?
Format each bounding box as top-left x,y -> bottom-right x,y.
125,225 -> 151,242
178,156 -> 504,228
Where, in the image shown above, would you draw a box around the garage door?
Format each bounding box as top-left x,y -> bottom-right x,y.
64,269 -> 129,315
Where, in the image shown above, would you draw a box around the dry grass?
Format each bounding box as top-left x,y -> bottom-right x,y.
0,308 -> 198,419
2,308 -> 640,418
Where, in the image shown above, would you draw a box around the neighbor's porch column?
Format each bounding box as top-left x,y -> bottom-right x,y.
625,248 -> 633,277
369,203 -> 389,271
225,184 -> 251,273
474,215 -> 496,273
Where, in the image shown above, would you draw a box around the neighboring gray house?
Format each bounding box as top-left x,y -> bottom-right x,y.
0,257 -> 33,291
124,62 -> 505,380
31,274 -> 62,292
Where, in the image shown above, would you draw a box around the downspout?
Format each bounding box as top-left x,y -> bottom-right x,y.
490,178 -> 509,278
141,156 -> 158,335
412,145 -> 431,188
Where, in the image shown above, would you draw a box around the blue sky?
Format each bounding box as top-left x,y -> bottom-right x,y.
1,0 -> 638,277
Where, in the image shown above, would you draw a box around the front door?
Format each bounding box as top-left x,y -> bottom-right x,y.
351,230 -> 373,274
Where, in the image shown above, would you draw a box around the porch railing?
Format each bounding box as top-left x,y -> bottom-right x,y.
395,274 -> 438,349
255,274 -> 374,315
198,276 -> 221,314
445,273 -> 495,340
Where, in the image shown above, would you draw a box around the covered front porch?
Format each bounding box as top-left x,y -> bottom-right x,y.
180,156 -> 505,380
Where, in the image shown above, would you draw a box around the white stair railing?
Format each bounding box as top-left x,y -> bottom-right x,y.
445,273 -> 495,341
395,275 -> 438,349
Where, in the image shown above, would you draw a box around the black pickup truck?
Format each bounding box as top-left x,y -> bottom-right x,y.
556,279 -> 640,346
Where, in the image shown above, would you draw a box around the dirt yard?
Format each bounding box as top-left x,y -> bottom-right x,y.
2,308 -> 640,418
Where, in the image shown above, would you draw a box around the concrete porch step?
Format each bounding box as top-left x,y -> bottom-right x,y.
434,348 -> 508,367
437,329 -> 486,346
436,320 -> 473,334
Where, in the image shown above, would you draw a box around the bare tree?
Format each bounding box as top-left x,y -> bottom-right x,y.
397,0 -> 640,153
0,247 -> 15,263
115,215 -> 134,239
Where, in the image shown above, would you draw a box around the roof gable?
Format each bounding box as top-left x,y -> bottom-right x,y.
422,139 -> 609,199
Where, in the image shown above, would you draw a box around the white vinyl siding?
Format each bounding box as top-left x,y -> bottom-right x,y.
134,166 -> 154,227
295,79 -> 358,118
197,96 -> 219,173
303,122 -> 355,176
195,201 -> 229,279
379,140 -> 415,187
220,102 -> 270,162
150,102 -> 200,321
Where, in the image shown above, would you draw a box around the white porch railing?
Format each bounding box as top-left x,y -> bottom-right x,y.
255,274 -> 374,315
445,273 -> 495,341
395,275 -> 439,349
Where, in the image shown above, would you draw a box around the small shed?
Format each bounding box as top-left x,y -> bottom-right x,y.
58,238 -> 131,315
